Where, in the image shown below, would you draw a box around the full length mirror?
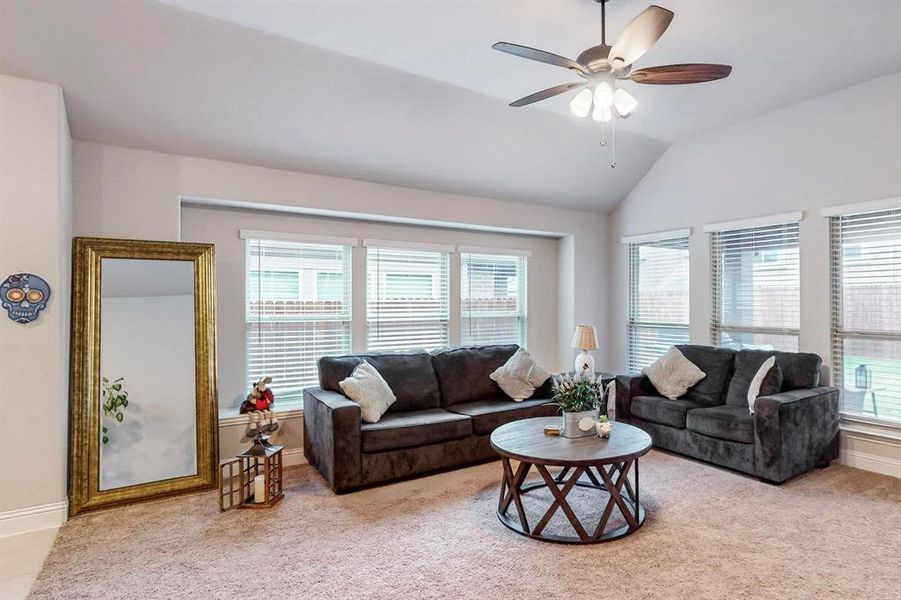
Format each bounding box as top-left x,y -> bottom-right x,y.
70,238 -> 218,516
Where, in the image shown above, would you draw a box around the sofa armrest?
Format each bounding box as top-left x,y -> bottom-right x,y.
615,374 -> 656,421
303,387 -> 362,492
753,386 -> 840,483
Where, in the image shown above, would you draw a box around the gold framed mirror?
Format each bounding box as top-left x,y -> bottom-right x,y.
69,238 -> 218,516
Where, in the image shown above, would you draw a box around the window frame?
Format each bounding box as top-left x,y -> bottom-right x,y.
829,207 -> 901,425
460,251 -> 528,347
626,235 -> 691,373
709,221 -> 801,352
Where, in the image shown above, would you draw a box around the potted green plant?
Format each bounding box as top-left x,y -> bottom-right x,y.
553,374 -> 606,438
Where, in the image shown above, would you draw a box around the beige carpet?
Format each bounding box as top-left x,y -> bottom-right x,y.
30,451 -> 901,599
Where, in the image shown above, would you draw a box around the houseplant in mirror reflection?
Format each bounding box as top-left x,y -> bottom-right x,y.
101,376 -> 130,445
553,374 -> 606,439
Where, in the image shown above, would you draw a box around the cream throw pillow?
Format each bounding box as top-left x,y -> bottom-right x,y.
747,356 -> 776,414
642,346 -> 706,400
339,360 -> 396,423
490,348 -> 551,401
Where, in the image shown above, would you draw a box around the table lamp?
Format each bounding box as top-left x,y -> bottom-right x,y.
571,325 -> 599,378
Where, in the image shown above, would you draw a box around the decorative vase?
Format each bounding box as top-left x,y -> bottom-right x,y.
561,408 -> 599,439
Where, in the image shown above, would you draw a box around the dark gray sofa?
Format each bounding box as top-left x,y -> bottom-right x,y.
616,345 -> 840,484
303,345 -> 556,492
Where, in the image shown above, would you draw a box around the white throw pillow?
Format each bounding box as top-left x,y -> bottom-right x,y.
338,360 -> 396,423
490,348 -> 551,401
642,346 -> 706,400
747,356 -> 776,414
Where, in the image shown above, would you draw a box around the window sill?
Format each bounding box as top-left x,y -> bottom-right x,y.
218,400 -> 304,426
840,414 -> 901,443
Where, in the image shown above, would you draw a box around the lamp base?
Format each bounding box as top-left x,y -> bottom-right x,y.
574,351 -> 595,379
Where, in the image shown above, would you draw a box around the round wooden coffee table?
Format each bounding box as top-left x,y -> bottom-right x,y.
490,417 -> 652,544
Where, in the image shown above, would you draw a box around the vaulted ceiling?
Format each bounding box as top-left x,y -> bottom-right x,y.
2,1 -> 900,212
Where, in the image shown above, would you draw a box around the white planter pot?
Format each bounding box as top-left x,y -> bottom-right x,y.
561,408 -> 599,439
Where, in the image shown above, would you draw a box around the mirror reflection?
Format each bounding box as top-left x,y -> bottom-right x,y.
99,258 -> 197,491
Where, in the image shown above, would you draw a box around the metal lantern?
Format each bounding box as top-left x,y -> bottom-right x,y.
854,364 -> 872,389
218,439 -> 284,511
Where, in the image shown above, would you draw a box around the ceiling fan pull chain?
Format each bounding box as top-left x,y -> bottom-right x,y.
610,118 -> 616,168
600,121 -> 608,147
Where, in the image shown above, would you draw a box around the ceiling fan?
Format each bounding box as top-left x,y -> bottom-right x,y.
492,0 -> 732,124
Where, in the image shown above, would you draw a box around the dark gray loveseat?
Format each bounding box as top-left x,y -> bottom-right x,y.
616,345 -> 840,484
303,345 -> 556,492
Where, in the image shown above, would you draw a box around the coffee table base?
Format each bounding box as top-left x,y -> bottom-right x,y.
496,457 -> 645,544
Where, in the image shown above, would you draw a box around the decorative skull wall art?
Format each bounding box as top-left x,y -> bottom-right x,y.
1,273 -> 51,323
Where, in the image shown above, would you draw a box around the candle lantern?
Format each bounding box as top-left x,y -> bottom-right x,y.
218,439 -> 284,511
854,364 -> 872,389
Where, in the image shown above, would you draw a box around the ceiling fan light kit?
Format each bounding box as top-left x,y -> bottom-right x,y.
493,0 -> 732,167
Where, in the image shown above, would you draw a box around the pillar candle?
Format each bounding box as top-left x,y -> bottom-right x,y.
253,474 -> 266,503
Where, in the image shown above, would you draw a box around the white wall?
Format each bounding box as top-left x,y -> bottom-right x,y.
0,75 -> 72,534
608,72 -> 901,476
73,141 -> 609,371
181,205 -> 560,408
73,141 -> 608,466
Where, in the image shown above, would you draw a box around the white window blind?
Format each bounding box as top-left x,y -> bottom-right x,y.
711,222 -> 800,351
245,239 -> 352,402
628,236 -> 690,372
366,246 -> 449,351
830,207 -> 901,423
461,252 -> 526,346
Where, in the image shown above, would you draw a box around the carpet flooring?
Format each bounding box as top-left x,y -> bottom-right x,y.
29,451 -> 901,599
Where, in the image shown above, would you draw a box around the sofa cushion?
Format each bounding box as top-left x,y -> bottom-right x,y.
686,405 -> 756,444
319,351 -> 441,412
431,345 -> 521,405
360,408 -> 472,453
642,346 -> 707,399
489,348 -> 551,401
676,345 -> 736,405
726,350 -> 784,408
446,397 -> 558,435
773,351 -> 822,391
630,395 -> 707,429
338,360 -> 396,423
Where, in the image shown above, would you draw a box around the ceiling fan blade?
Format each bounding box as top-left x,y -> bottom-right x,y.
509,82 -> 585,107
608,5 -> 674,69
492,42 -> 590,76
630,64 -> 732,84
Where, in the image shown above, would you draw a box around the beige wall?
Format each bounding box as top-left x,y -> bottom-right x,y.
0,75 -> 72,531
73,141 -> 608,466
607,72 -> 901,477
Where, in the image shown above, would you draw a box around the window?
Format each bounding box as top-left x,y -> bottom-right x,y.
830,207 -> 901,423
245,239 -> 351,401
710,222 -> 800,351
461,252 -> 527,346
627,236 -> 690,372
366,246 -> 449,351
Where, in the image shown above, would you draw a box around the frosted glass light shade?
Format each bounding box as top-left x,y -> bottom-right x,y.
569,88 -> 593,118
614,88 -> 638,117
594,82 -> 613,109
592,104 -> 612,122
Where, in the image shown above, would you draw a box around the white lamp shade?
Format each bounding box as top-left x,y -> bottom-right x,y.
593,82 -> 613,109
571,325 -> 599,350
592,104 -> 612,122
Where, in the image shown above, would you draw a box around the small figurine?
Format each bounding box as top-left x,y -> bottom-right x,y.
241,376 -> 279,444
596,415 -> 612,439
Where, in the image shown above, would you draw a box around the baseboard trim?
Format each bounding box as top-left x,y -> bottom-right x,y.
0,500 -> 67,538
841,449 -> 901,478
283,447 -> 307,467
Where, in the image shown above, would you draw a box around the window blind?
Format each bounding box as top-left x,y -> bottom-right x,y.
627,236 -> 690,372
366,246 -> 450,351
461,252 -> 526,346
710,222 -> 800,351
245,239 -> 352,402
830,207 -> 901,423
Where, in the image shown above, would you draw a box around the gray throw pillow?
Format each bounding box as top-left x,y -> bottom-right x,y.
726,350 -> 784,408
